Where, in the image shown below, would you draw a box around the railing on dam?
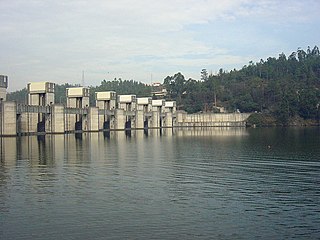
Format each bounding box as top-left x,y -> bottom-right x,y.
16,105 -> 90,115
17,104 -> 51,114
126,111 -> 136,117
65,107 -> 88,115
98,109 -> 115,116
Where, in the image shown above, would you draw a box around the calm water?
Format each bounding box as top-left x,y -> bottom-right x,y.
0,128 -> 320,239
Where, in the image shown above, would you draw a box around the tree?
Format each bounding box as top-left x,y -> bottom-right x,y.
200,69 -> 208,81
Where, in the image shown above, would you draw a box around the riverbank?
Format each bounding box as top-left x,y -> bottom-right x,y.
247,113 -> 319,127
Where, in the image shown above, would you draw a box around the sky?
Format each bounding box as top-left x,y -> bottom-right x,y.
1,0 -> 319,92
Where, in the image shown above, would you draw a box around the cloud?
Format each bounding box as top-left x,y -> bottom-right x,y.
1,0 -> 319,91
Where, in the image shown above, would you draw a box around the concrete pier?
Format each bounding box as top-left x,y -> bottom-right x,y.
66,87 -> 89,132
87,107 -> 99,132
135,110 -> 145,129
50,105 -> 65,134
137,97 -> 152,128
115,109 -> 126,130
0,101 -> 16,136
164,112 -> 173,127
27,82 -> 55,133
96,91 -> 116,130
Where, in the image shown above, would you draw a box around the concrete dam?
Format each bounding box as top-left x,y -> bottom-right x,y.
0,77 -> 251,136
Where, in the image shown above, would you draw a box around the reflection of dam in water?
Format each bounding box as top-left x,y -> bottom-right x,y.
0,79 -> 251,136
175,127 -> 249,137
0,128 -> 251,167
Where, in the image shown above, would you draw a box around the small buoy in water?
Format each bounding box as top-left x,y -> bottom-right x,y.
268,145 -> 271,149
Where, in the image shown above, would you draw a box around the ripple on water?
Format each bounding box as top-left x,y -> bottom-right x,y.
1,128 -> 320,239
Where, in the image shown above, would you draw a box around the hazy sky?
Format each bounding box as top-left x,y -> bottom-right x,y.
1,0 -> 319,91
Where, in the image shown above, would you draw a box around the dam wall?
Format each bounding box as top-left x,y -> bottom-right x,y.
0,102 -> 251,136
176,111 -> 251,127
0,81 -> 251,136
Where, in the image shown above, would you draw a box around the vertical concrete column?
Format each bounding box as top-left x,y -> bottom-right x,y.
51,105 -> 65,134
98,113 -> 104,130
109,116 -> 115,130
0,101 -> 17,136
82,113 -> 88,132
87,107 -> 99,132
151,111 -> 160,128
28,94 -> 41,133
135,110 -> 144,129
115,109 -> 125,130
45,111 -> 51,133
96,101 -> 103,130
176,111 -> 185,127
164,112 -> 173,127
19,112 -> 27,134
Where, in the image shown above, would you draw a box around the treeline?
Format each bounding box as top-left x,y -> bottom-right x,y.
163,46 -> 320,125
7,46 -> 320,125
90,79 -> 151,105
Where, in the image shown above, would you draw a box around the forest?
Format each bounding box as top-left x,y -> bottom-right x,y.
7,46 -> 320,126
164,46 -> 320,125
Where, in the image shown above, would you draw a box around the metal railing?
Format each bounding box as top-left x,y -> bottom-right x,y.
98,109 -> 115,116
15,105 -> 178,118
17,104 -> 51,114
126,111 -> 136,116
65,107 -> 88,115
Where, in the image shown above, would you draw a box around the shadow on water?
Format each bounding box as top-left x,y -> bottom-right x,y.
103,130 -> 110,139
143,128 -> 148,137
75,132 -> 83,140
125,130 -> 131,138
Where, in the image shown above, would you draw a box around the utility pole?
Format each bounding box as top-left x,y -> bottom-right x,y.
82,70 -> 85,87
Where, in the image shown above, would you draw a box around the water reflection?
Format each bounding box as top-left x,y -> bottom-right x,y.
175,126 -> 248,137
0,137 -> 17,166
0,128 -> 319,240
0,127 -> 317,168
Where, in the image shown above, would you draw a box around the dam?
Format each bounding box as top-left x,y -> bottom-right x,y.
0,76 -> 251,136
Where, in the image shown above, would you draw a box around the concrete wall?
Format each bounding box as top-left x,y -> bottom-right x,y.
118,102 -> 136,111
0,88 -> 7,101
0,101 -> 251,136
135,110 -> 144,129
163,112 -> 173,127
151,99 -> 165,113
67,97 -> 89,108
0,101 -> 16,136
165,101 -> 176,113
50,105 -> 65,133
151,111 -> 161,128
176,111 -> 251,127
87,107 -> 99,132
98,113 -> 115,130
28,92 -> 54,106
65,113 -> 76,132
66,96 -> 89,132
137,97 -> 152,112
115,109 -> 126,130
96,98 -> 116,130
96,100 -> 116,110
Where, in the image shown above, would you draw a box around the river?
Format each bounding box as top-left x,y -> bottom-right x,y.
1,127 -> 320,239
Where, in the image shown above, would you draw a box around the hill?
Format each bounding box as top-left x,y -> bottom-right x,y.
7,46 -> 320,125
163,46 -> 320,125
